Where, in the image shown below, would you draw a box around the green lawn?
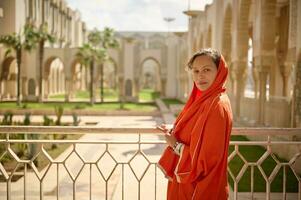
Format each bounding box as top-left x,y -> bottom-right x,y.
48,94 -> 66,99
139,89 -> 160,102
228,136 -> 298,192
48,88 -> 118,101
162,98 -> 184,108
0,102 -> 157,112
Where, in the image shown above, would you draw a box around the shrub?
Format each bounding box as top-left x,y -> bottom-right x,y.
72,113 -> 80,126
1,111 -> 13,125
23,113 -> 31,125
54,105 -> 64,126
43,115 -> 53,126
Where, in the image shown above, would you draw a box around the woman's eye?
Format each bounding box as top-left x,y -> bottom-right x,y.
203,68 -> 210,72
193,70 -> 199,74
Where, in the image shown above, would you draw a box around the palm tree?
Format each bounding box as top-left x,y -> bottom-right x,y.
0,23 -> 39,105
36,23 -> 56,102
76,43 -> 95,105
76,27 -> 118,104
97,27 -> 119,102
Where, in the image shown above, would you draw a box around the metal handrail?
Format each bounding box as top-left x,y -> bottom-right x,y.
0,126 -> 300,135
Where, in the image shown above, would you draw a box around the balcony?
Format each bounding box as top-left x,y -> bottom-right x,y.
0,126 -> 300,200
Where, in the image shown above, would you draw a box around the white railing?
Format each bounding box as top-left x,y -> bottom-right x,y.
0,126 -> 300,200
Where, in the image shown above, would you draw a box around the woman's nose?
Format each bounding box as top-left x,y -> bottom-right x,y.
198,72 -> 204,79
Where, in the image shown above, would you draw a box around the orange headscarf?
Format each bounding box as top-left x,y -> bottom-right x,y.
158,55 -> 232,199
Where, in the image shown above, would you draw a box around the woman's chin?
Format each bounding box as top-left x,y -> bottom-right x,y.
196,85 -> 207,92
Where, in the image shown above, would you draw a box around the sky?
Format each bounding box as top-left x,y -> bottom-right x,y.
66,0 -> 213,32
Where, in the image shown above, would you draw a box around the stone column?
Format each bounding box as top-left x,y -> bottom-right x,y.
0,80 -> 3,100
43,78 -> 48,99
22,77 -> 27,100
161,77 -> 166,97
133,77 -> 139,102
254,56 -> 273,125
292,56 -> 301,127
292,0 -> 301,127
118,76 -> 124,102
53,68 -> 57,94
252,64 -> 259,99
48,73 -> 52,95
280,62 -> 293,97
231,60 -> 247,120
81,65 -> 86,90
65,77 -> 70,102
252,0 -> 277,125
50,3 -> 55,33
258,70 -> 268,125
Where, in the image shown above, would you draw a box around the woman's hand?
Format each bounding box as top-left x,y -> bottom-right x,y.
164,133 -> 177,148
156,124 -> 177,148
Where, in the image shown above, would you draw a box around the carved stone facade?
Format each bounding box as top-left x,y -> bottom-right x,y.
184,0 -> 301,128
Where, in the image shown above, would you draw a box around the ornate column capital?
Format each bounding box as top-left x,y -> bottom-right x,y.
230,60 -> 248,79
253,55 -> 274,73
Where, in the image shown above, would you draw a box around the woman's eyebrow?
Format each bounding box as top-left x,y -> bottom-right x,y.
192,64 -> 213,70
198,64 -> 212,69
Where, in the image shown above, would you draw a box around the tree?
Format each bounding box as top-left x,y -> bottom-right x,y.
76,43 -> 96,105
97,27 -> 119,102
0,23 -> 39,105
36,23 -> 56,102
76,27 -> 118,104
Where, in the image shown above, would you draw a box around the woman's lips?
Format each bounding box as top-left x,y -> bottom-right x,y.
199,81 -> 207,85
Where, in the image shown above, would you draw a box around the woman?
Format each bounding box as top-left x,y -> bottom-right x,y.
157,48 -> 233,200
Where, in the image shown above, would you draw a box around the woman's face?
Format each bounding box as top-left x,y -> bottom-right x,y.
191,55 -> 218,91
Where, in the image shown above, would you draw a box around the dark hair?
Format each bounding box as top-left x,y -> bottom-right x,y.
187,48 -> 221,70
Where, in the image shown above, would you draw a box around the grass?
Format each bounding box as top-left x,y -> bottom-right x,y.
74,88 -> 118,100
48,88 -> 119,101
139,89 -> 160,102
48,94 -> 66,99
228,135 -> 299,192
0,102 -> 157,112
162,98 -> 184,108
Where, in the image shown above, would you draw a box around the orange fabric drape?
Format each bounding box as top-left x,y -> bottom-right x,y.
158,56 -> 233,200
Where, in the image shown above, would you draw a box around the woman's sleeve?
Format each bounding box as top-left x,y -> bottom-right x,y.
175,104 -> 228,183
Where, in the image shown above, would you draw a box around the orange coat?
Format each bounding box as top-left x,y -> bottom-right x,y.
158,56 -> 232,200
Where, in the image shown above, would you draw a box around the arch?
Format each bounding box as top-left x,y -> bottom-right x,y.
139,57 -> 162,93
28,78 -> 36,95
1,57 -> 16,80
71,58 -> 81,74
43,57 -> 65,97
139,57 -> 162,77
1,57 -> 17,98
44,56 -> 64,77
70,58 -> 83,92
